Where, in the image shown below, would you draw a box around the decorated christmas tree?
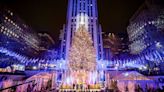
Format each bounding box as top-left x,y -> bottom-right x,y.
68,25 -> 96,72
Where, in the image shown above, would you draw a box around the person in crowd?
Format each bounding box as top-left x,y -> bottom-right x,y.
80,84 -> 83,89
125,86 -> 128,92
135,84 -> 139,92
73,83 -> 75,89
27,84 -> 32,92
156,86 -> 162,92
138,84 -> 143,92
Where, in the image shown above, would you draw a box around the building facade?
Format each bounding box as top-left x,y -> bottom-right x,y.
60,0 -> 103,61
127,0 -> 164,55
103,33 -> 129,63
125,0 -> 164,70
0,7 -> 42,57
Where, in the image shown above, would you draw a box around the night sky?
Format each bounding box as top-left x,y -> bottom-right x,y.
0,0 -> 144,42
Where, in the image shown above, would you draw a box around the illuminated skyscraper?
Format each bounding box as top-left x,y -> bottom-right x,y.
127,0 -> 164,55
60,0 -> 103,60
0,8 -> 41,57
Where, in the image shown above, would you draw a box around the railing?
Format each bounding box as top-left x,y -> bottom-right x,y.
0,80 -> 35,91
59,88 -> 102,92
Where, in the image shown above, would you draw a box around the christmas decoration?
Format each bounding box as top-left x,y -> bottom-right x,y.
68,25 -> 96,71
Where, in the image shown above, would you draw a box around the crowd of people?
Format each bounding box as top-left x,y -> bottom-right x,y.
105,80 -> 164,92
104,84 -> 164,92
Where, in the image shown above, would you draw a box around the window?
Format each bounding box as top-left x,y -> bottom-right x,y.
80,2 -> 81,10
0,29 -> 3,32
75,0 -> 77,15
72,0 -> 74,16
91,6 -> 93,16
88,6 -> 90,16
71,19 -> 74,22
1,26 -> 4,29
91,19 -> 93,22
83,1 -> 85,10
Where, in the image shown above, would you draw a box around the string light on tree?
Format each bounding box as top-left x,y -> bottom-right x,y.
68,25 -> 96,71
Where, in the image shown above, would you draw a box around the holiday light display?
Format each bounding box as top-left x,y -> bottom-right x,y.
0,47 -> 28,63
68,25 -> 96,71
1,45 -> 164,71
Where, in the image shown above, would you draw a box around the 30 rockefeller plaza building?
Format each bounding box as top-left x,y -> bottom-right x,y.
60,0 -> 103,61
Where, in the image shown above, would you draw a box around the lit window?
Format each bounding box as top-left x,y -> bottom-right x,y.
3,31 -> 6,34
10,12 -> 13,16
1,26 -> 4,29
5,17 -> 8,19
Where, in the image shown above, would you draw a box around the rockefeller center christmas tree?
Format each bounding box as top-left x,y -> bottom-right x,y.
68,25 -> 96,72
